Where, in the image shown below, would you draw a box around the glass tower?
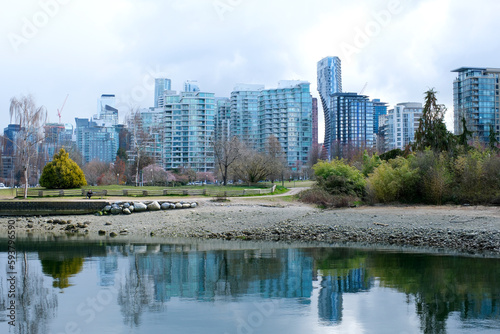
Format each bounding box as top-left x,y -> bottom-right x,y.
317,56 -> 342,159
162,91 -> 215,172
329,93 -> 374,159
452,67 -> 500,143
154,78 -> 172,108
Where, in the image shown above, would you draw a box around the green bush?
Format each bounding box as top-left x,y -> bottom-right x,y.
313,159 -> 366,198
40,148 -> 87,189
367,157 -> 419,203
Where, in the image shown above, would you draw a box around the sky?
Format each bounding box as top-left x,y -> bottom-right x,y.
1,0 -> 500,143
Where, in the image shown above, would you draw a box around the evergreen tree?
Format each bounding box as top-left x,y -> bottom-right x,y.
39,148 -> 87,189
413,89 -> 453,152
458,116 -> 473,151
488,124 -> 499,151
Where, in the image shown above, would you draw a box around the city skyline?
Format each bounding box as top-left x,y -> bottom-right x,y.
2,0 -> 500,143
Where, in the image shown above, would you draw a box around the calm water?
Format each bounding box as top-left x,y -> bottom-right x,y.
1,237 -> 499,334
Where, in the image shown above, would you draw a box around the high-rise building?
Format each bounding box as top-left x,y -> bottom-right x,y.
317,56 -> 378,159
75,118 -> 120,164
379,102 -> 422,152
317,56 -> 342,158
161,90 -> 215,171
259,81 -> 313,170
328,93 -> 374,159
372,99 -> 388,135
230,84 -> 264,147
154,78 -> 172,108
75,95 -> 120,163
312,97 -> 319,148
452,67 -> 500,143
184,80 -> 200,92
215,98 -> 231,141
97,94 -> 118,125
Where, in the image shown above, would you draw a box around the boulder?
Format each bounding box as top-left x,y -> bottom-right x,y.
148,201 -> 161,211
129,205 -> 134,212
175,203 -> 183,209
103,205 -> 112,212
134,202 -> 147,212
123,202 -> 130,208
161,202 -> 171,210
110,207 -> 122,215
182,203 -> 191,208
191,203 -> 198,208
122,208 -> 131,215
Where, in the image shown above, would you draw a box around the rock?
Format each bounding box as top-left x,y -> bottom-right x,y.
65,224 -> 75,231
134,202 -> 147,212
148,201 -> 161,211
191,203 -> 198,208
110,207 -> 122,215
123,202 -> 130,208
123,208 -> 131,215
98,230 -> 106,235
129,205 -> 134,212
161,202 -> 171,210
103,205 -> 112,212
120,229 -> 129,234
109,232 -> 118,237
26,223 -> 34,229
182,203 -> 191,208
175,203 -> 183,209
105,222 -> 112,226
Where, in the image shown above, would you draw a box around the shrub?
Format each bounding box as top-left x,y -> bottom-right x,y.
39,148 -> 87,189
367,157 -> 419,203
313,159 -> 366,198
298,187 -> 358,208
411,150 -> 452,204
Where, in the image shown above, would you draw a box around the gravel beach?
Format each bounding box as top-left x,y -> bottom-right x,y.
2,194 -> 500,256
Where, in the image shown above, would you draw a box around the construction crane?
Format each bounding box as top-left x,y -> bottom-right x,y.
359,82 -> 368,95
57,94 -> 69,124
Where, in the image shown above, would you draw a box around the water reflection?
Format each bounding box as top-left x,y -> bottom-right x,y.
0,239 -> 499,333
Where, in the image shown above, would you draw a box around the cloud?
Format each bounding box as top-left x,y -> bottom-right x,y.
1,0 -> 500,138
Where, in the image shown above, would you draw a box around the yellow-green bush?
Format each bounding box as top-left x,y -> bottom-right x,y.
367,157 -> 419,203
39,148 -> 87,189
313,159 -> 366,198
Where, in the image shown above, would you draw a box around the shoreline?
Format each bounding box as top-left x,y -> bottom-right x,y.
1,197 -> 500,256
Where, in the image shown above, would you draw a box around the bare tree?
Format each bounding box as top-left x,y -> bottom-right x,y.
233,148 -> 271,185
9,95 -> 47,198
212,136 -> 242,186
127,109 -> 155,186
83,160 -> 110,186
265,135 -> 287,184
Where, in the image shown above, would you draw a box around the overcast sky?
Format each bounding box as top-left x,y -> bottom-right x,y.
2,0 -> 499,142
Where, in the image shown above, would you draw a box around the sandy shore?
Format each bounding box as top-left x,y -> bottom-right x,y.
1,193 -> 500,256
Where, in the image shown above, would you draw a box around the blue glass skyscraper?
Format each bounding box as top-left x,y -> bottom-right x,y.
452,67 -> 500,143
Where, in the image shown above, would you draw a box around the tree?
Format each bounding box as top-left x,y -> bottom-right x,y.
212,136 -> 242,185
413,89 -> 454,152
39,148 -> 87,189
233,149 -> 271,185
117,147 -> 129,161
83,160 -> 110,186
265,135 -> 287,183
128,109 -> 155,186
9,94 -> 47,198
457,116 -> 473,150
488,124 -> 499,151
